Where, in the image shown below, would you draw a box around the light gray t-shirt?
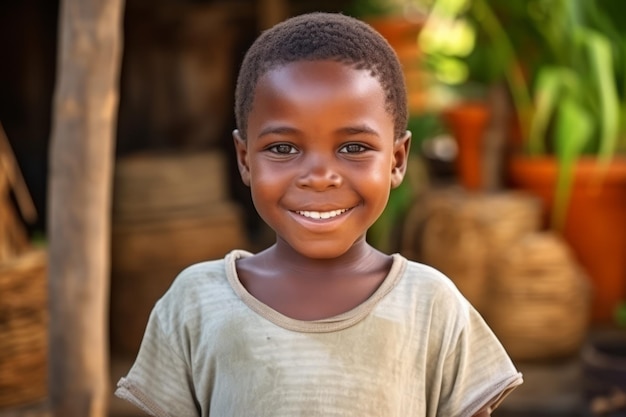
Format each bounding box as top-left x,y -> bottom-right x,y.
115,250 -> 522,417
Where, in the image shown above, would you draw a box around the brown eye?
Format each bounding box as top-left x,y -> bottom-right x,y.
339,143 -> 367,153
269,144 -> 297,154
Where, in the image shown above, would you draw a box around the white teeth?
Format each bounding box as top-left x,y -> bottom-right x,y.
296,208 -> 348,219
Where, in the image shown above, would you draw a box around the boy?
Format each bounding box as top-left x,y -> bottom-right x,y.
115,12 -> 522,417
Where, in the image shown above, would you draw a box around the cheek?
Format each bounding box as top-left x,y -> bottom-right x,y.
249,161 -> 283,191
362,159 -> 394,204
352,166 -> 391,202
358,155 -> 394,186
247,164 -> 286,211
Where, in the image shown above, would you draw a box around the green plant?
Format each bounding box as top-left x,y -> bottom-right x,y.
346,0 -> 426,19
419,0 -> 626,228
616,301 -> 626,329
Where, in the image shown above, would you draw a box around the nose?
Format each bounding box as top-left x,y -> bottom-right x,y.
296,153 -> 342,190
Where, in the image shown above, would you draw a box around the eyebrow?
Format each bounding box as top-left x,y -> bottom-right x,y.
337,125 -> 380,136
258,124 -> 381,138
258,126 -> 298,137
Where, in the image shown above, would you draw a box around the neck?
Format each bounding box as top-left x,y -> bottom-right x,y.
262,235 -> 389,279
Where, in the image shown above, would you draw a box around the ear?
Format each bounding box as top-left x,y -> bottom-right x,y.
391,130 -> 411,189
233,129 -> 251,187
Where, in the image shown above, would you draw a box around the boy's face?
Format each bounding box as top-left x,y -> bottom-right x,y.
234,60 -> 410,259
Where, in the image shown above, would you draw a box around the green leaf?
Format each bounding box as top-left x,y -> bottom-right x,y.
552,96 -> 594,229
433,56 -> 470,84
581,28 -> 620,165
528,67 -> 565,155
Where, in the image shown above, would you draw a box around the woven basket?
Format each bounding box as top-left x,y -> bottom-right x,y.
0,249 -> 48,409
403,188 -> 541,311
110,152 -> 249,357
486,232 -> 590,361
112,151 -> 230,223
110,201 -> 248,357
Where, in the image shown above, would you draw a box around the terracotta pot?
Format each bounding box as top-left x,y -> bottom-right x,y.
508,156 -> 626,323
366,17 -> 423,57
442,102 -> 491,191
366,17 -> 426,114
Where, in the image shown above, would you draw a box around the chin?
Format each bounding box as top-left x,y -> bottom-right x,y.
291,241 -> 354,260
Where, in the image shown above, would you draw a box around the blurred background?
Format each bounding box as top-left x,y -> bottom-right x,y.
1,0 -> 625,416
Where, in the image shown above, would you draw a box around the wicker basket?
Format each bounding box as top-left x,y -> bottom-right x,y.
110,151 -> 250,357
403,188 -> 541,312
0,249 -> 48,409
486,232 -> 590,361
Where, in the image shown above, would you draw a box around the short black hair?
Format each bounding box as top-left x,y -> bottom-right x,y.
234,12 -> 408,141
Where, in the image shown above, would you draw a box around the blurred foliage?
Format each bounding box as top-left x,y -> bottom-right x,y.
419,0 -> 626,229
345,0 -> 427,18
616,302 -> 626,329
346,0 -> 402,17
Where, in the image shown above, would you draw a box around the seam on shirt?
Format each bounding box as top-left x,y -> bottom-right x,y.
437,287 -> 523,417
116,377 -> 173,417
460,372 -> 524,417
487,375 -> 524,410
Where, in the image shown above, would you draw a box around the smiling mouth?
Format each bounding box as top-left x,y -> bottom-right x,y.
295,208 -> 350,220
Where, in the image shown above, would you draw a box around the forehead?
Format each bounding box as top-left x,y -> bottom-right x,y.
253,60 -> 387,114
247,60 -> 394,139
264,60 -> 379,95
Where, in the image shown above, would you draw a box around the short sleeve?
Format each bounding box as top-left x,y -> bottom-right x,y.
114,307 -> 200,417
437,306 -> 523,417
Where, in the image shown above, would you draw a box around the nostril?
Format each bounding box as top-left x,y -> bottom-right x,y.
296,169 -> 342,189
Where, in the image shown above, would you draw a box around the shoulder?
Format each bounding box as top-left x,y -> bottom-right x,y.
161,257 -> 226,301
387,255 -> 478,345
395,255 -> 471,313
161,249 -> 251,298
390,257 -> 522,415
153,250 -> 249,325
401,257 -> 461,290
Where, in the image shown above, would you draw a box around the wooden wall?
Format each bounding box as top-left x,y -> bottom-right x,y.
0,0 -> 355,238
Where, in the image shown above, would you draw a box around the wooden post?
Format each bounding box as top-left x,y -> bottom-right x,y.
47,0 -> 124,416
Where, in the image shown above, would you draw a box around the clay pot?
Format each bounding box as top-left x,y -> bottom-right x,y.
442,102 -> 491,191
508,156 -> 626,323
366,16 -> 426,114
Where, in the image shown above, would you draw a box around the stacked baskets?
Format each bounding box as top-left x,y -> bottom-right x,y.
110,151 -> 249,357
405,187 -> 591,361
404,188 -> 541,311
0,127 -> 48,410
0,247 -> 48,409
